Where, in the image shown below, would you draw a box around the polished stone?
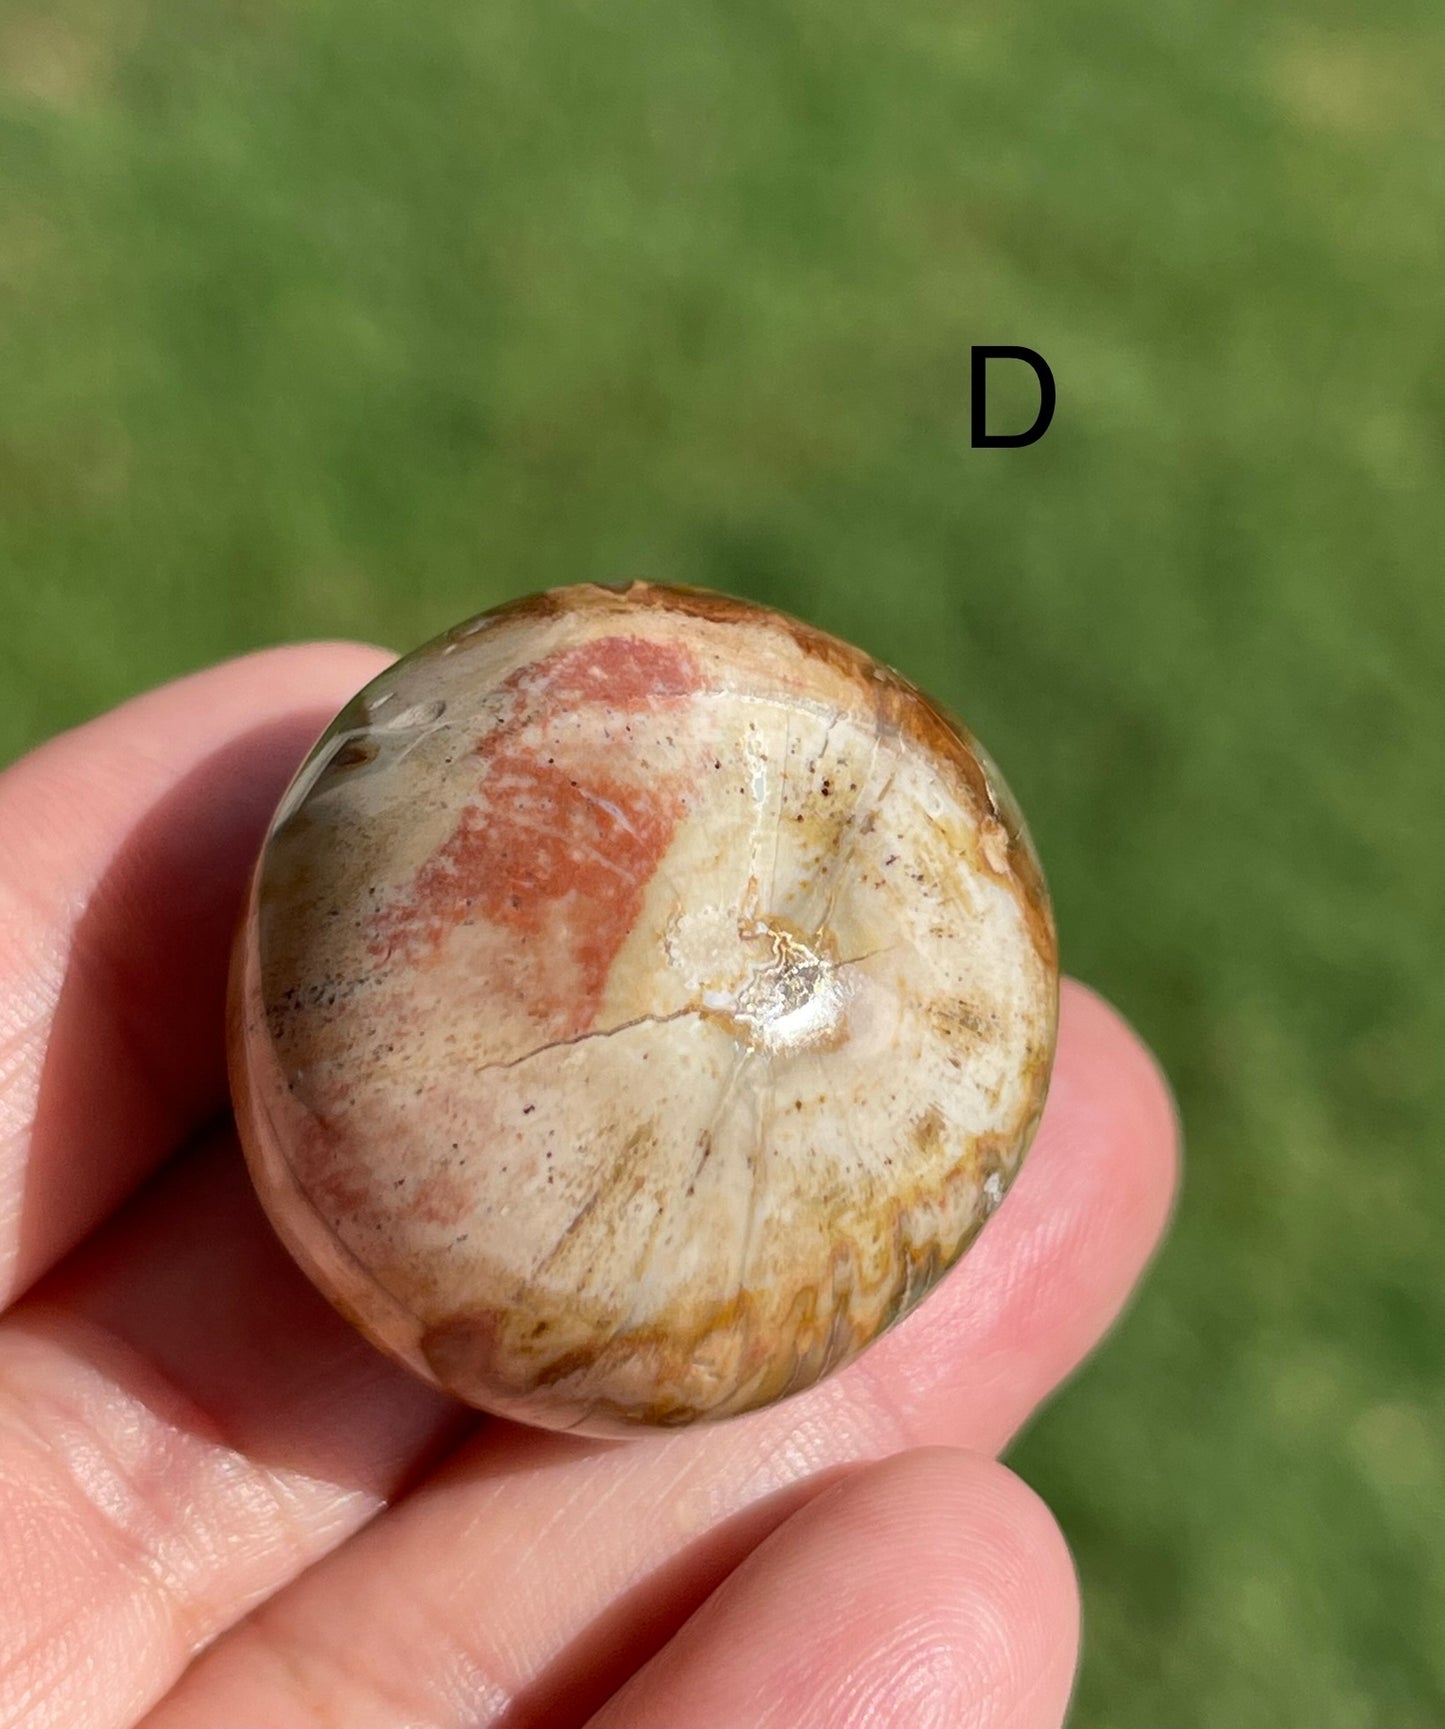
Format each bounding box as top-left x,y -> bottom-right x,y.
229,583 -> 1058,1433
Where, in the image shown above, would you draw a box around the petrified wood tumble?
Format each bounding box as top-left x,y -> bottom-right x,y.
229,584 -> 1058,1434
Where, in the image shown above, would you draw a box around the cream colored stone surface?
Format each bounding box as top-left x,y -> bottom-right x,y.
229,583 -> 1058,1433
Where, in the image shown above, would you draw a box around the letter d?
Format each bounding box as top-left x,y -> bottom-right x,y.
970,347 -> 1056,448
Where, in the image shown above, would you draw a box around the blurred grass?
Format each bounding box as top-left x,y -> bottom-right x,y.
2,0 -> 1443,1722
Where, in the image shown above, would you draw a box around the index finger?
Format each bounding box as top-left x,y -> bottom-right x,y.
0,643 -> 390,1310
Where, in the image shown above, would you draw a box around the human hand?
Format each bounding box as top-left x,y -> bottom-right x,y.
0,644 -> 1179,1729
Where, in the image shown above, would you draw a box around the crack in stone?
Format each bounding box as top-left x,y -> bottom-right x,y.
808,721 -> 903,947
475,1007 -> 701,1076
837,943 -> 898,970
483,939 -> 891,1083
765,704 -> 793,914
736,1055 -> 773,1300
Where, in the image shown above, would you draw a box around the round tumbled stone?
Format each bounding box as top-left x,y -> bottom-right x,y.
228,583 -> 1058,1434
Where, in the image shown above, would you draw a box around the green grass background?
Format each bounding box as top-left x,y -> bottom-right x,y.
2,0 -> 1442,1722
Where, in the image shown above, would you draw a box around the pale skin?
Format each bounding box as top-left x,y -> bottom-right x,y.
0,643 -> 1180,1729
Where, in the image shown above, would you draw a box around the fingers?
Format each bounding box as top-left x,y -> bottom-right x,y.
587,1449 -> 1079,1729
0,642 -> 389,1309
139,982 -> 1175,1729
0,1130 -> 466,1729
